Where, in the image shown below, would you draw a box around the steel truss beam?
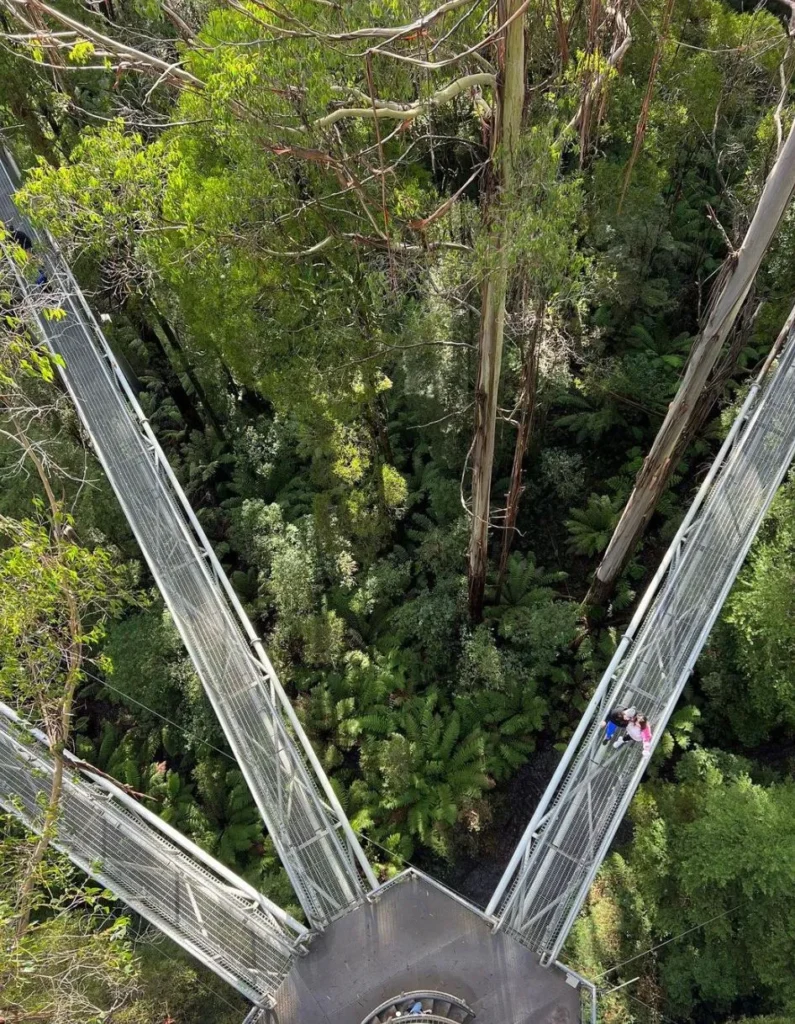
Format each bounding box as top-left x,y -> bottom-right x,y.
0,702 -> 307,1004
0,151 -> 377,928
488,304 -> 795,963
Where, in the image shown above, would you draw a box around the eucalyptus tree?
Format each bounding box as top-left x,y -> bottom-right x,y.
587,111 -> 795,607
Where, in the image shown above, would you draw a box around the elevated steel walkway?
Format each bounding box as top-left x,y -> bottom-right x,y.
0,151 -> 582,1023
0,701 -> 582,1022
488,307 -> 795,962
4,144 -> 794,1023
0,151 -> 377,929
0,701 -> 305,1004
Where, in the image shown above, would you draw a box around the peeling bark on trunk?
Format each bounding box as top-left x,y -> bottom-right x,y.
586,118 -> 795,609
467,0 -> 525,623
554,0 -> 570,66
617,0 -> 674,212
496,299 -> 544,594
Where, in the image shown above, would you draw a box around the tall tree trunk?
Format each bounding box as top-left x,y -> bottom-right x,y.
586,118 -> 795,609
617,0 -> 674,212
497,297 -> 544,595
128,306 -> 205,434
14,745 -> 65,937
13,438 -> 80,939
631,293 -> 762,532
150,305 -> 226,439
467,0 -> 526,622
15,595 -> 81,938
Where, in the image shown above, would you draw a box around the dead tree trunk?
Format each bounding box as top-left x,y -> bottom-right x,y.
497,298 -> 544,593
467,0 -> 526,622
586,117 -> 795,609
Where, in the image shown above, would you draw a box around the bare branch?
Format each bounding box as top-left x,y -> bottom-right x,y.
161,1 -> 202,45
564,3 -> 632,136
369,0 -> 531,69
406,160 -> 485,230
343,0 -> 482,43
257,234 -> 335,256
0,0 -> 205,90
314,72 -> 495,128
706,203 -> 737,256
227,0 -> 483,43
618,0 -> 674,211
408,401 -> 474,429
330,339 -> 475,374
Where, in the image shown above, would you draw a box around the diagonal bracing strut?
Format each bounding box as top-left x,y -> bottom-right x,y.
488,303 -> 795,963
0,151 -> 378,928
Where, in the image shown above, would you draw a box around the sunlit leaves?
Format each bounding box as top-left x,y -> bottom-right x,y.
67,41 -> 96,65
0,513 -> 138,735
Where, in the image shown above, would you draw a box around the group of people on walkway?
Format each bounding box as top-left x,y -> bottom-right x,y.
600,705 -> 652,756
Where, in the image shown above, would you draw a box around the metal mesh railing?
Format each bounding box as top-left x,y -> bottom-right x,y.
0,707 -> 302,1003
0,153 -> 376,928
493,313 -> 795,962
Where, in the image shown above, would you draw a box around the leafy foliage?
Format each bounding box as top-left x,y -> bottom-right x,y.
566,493 -> 622,555
2,0 -> 795,1020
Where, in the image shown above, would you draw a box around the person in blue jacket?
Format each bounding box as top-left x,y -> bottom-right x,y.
600,705 -> 636,745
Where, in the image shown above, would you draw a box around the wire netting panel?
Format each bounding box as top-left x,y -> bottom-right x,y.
0,716 -> 297,1002
0,157 -> 367,927
498,324 -> 795,959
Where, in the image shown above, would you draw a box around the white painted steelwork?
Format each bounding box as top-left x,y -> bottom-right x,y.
488,306 -> 795,962
0,702 -> 305,1003
0,152 -> 377,928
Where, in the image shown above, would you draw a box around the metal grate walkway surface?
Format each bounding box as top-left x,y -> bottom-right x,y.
0,703 -> 305,1003
0,152 -> 376,928
489,309 -> 795,962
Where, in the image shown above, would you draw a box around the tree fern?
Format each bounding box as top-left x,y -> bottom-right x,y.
486,552 -> 567,615
566,494 -> 622,556
439,713 -> 461,761
357,688 -> 490,858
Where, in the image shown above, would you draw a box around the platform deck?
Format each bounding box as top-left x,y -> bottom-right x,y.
270,870 -> 580,1024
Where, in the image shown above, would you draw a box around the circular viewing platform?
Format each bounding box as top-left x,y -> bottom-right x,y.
361,990 -> 475,1023
270,868 -> 580,1023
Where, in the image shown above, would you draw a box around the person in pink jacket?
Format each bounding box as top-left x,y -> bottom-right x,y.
613,714 -> 652,757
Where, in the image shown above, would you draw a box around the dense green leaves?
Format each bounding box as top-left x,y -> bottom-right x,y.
3,0 -> 795,1020
0,513 -> 136,739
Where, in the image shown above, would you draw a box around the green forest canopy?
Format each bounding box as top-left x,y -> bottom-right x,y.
2,0 -> 795,1021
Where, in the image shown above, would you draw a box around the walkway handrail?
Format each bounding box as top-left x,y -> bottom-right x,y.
0,150 -> 377,928
489,301 -> 795,962
0,701 -> 303,1002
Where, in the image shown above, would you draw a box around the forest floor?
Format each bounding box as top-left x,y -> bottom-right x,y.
423,747 -> 560,907
427,745 -> 635,909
